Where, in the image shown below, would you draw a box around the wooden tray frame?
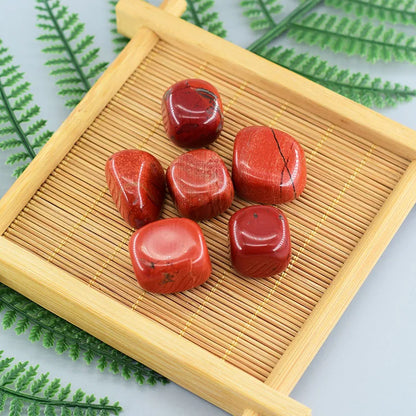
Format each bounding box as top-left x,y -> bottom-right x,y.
1,1 -> 416,415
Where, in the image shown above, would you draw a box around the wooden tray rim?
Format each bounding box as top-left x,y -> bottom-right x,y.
1,1 -> 416,415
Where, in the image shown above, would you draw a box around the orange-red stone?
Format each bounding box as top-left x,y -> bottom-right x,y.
161,79 -> 223,148
129,218 -> 212,293
105,150 -> 165,229
166,149 -> 234,221
232,126 -> 307,204
229,206 -> 291,278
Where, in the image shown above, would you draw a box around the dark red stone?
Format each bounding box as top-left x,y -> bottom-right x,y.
129,218 -> 212,293
161,79 -> 223,148
232,126 -> 307,204
229,206 -> 291,278
105,150 -> 165,229
166,149 -> 234,221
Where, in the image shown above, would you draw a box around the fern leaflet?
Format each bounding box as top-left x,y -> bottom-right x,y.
0,351 -> 122,416
257,45 -> 416,107
36,0 -> 108,107
240,0 -> 283,31
288,12 -> 416,63
0,39 -> 52,177
182,0 -> 227,38
325,0 -> 416,27
109,0 -> 129,54
0,284 -> 168,386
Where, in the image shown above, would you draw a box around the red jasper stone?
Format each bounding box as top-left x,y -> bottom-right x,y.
229,206 -> 291,278
166,149 -> 234,221
129,218 -> 212,293
105,150 -> 165,229
161,79 -> 223,148
232,126 -> 307,204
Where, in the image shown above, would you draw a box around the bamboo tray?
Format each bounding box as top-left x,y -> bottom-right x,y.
1,0 -> 416,415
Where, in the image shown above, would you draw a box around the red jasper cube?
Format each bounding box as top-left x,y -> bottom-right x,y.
232,126 -> 307,204
105,150 -> 165,229
166,149 -> 234,221
129,218 -> 212,293
161,79 -> 223,148
229,206 -> 291,278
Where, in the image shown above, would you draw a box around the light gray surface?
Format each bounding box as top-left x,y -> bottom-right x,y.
0,1 -> 415,415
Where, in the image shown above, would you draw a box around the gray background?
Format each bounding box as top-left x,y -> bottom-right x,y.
0,1 -> 415,415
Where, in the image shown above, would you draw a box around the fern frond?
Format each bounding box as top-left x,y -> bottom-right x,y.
36,0 -> 108,108
0,283 -> 168,386
240,0 -> 283,31
109,0 -> 129,53
325,0 -> 416,27
183,0 -> 227,38
0,39 -> 51,177
258,46 -> 416,107
288,12 -> 416,63
0,351 -> 122,415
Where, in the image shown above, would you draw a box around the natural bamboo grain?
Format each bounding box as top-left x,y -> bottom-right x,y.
1,1 -> 415,414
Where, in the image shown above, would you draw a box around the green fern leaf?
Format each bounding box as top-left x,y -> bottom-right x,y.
43,331 -> 55,349
56,76 -> 83,86
0,362 -> 28,387
288,12 -> 416,63
0,126 -> 16,135
64,98 -> 81,108
15,366 -> 38,392
13,94 -> 33,111
3,73 -> 24,88
86,63 -> 109,80
12,164 -> 30,178
26,119 -> 47,136
32,130 -> 53,149
6,152 -> 30,165
0,139 -> 21,150
14,317 -> 30,335
325,0 -> 416,27
36,0 -> 108,108
0,39 -> 52,176
29,325 -> 43,342
27,402 -> 41,416
183,0 -> 227,37
109,1 -> 129,54
240,0 -> 283,31
2,310 -> 17,329
9,398 -> 23,416
18,106 -> 40,123
0,352 -> 122,415
257,45 -> 416,107
0,283 -> 167,385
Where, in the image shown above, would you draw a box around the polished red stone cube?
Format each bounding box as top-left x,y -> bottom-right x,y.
166,149 -> 234,221
129,218 -> 212,293
232,126 -> 307,204
161,79 -> 223,148
229,206 -> 291,278
105,150 -> 165,229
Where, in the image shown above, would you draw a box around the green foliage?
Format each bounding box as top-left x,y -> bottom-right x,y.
0,351 -> 122,416
182,0 -> 227,37
109,0 -> 129,54
0,284 -> 168,386
258,45 -> 416,107
240,0 -> 282,31
325,0 -> 416,26
36,0 -> 108,108
288,12 -> 416,63
0,39 -> 52,177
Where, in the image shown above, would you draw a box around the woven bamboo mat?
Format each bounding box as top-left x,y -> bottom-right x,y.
3,40 -> 410,382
